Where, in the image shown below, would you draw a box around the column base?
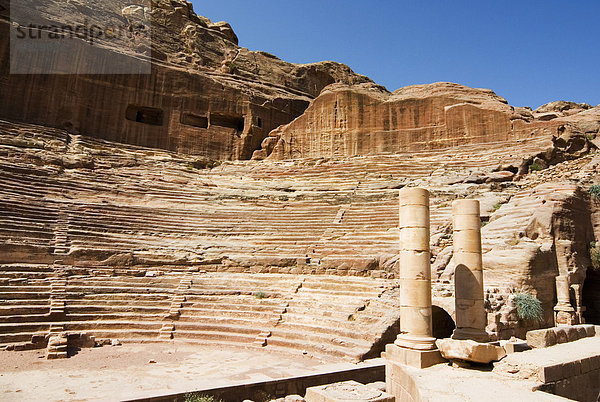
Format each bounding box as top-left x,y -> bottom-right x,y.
451,327 -> 489,342
554,306 -> 578,326
305,380 -> 394,402
394,333 -> 437,350
384,343 -> 445,369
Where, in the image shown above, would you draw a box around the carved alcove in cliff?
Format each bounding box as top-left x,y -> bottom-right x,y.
583,269 -> 600,324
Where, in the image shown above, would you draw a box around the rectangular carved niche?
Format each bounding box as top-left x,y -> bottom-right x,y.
181,112 -> 208,128
210,113 -> 245,132
126,105 -> 164,126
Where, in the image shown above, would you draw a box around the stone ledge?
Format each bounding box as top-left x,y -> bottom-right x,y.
526,325 -> 596,349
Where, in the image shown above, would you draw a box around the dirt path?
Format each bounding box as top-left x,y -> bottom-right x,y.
0,342 -> 349,401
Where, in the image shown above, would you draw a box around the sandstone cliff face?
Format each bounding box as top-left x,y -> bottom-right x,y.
254,82 -> 600,160
436,183 -> 597,338
483,184 -> 592,312
0,0 -> 369,160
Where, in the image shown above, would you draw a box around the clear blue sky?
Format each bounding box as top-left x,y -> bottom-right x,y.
194,0 -> 599,109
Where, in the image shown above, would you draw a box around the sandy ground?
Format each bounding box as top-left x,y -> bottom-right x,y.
0,342 -> 362,401
5,338 -> 596,401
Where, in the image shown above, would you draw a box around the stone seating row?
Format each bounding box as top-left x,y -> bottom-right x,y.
1,119 -> 536,270
0,272 -> 397,360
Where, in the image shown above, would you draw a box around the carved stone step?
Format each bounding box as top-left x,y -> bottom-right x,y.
46,351 -> 68,359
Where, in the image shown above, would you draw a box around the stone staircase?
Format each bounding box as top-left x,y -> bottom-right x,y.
52,211 -> 71,255
46,332 -> 68,359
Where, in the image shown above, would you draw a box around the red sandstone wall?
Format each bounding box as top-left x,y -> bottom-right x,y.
259,83 -> 566,160
0,22 -> 310,160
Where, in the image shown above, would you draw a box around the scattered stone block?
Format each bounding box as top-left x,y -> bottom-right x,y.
436,338 -> 506,364
305,380 -> 394,402
554,328 -> 568,344
526,325 -> 597,349
502,339 -> 531,353
365,382 -> 386,392
526,328 -> 557,348
565,326 -> 580,342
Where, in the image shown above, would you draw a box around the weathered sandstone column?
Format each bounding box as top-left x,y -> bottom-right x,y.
395,188 -> 436,350
385,188 -> 443,385
554,275 -> 576,325
451,199 -> 488,342
572,284 -> 585,324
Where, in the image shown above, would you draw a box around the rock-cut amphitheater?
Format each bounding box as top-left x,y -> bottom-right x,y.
0,1 -> 599,401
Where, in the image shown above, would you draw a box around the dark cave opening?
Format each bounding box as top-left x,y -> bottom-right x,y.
432,305 -> 456,339
583,269 -> 600,324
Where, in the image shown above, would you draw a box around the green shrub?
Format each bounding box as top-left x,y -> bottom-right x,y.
183,394 -> 222,402
492,202 -> 503,211
589,185 -> 600,200
254,291 -> 266,299
529,162 -> 543,172
590,242 -> 600,270
513,293 -> 543,323
586,133 -> 596,141
227,61 -> 238,73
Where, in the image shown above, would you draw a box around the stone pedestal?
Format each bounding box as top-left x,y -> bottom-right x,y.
305,381 -> 394,402
395,188 -> 437,351
384,343 -> 445,370
451,199 -> 488,342
554,275 -> 577,326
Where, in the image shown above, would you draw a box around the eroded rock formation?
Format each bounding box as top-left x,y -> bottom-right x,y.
254,82 -> 600,160
0,0 -> 369,160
